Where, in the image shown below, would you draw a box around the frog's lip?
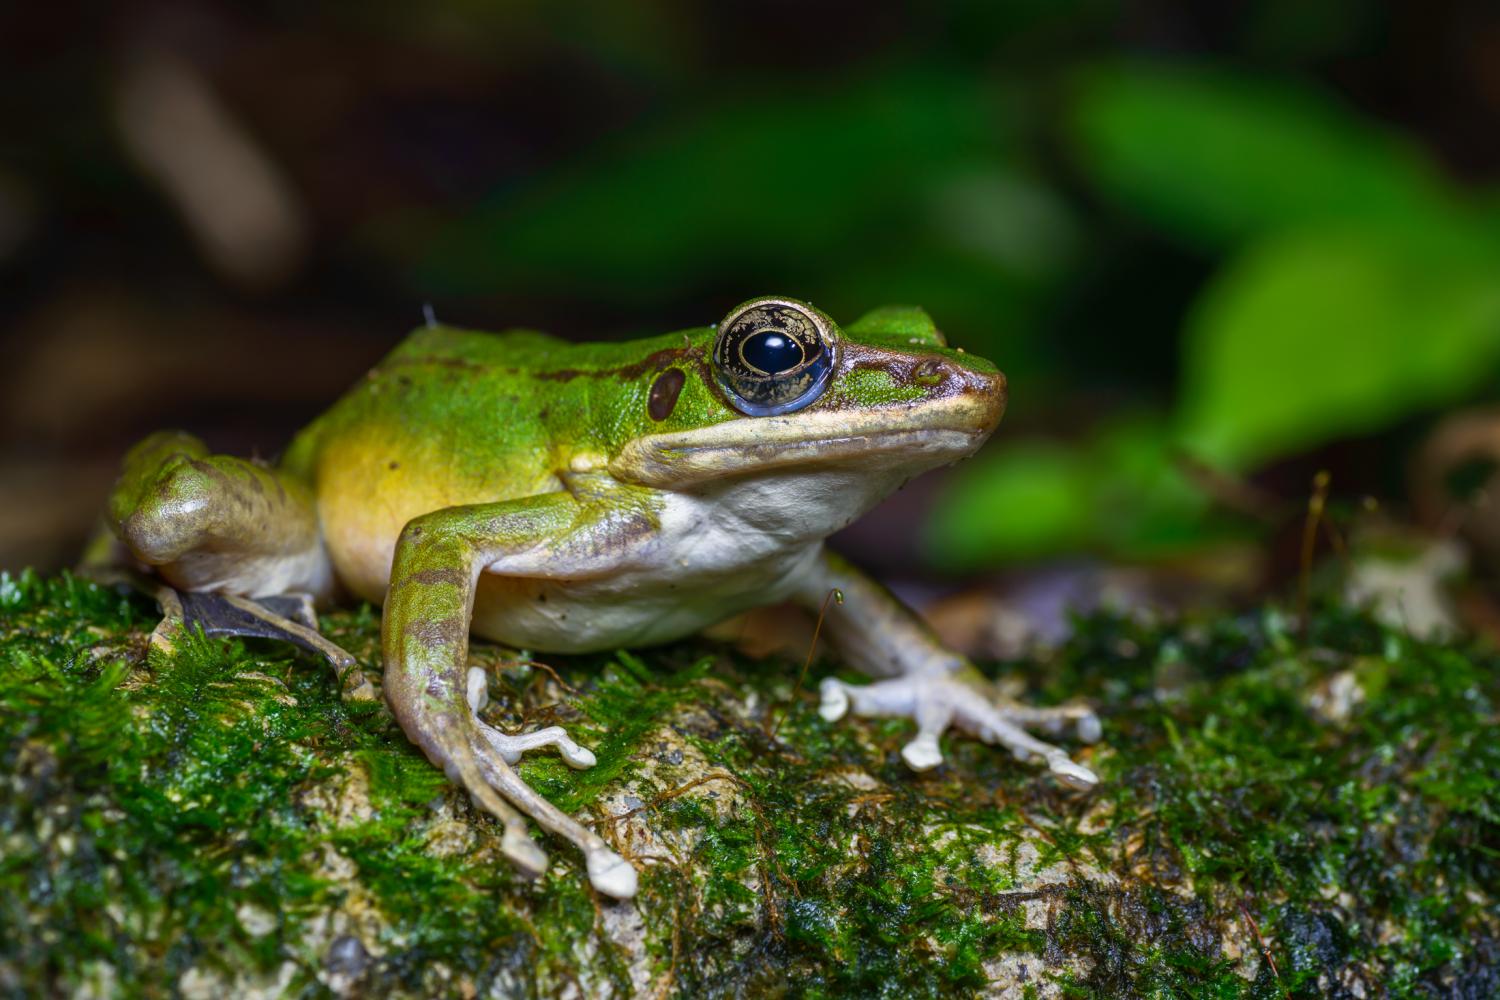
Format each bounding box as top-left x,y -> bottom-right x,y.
609,393 -> 998,488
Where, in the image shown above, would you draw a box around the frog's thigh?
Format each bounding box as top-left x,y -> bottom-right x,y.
107,431 -> 334,599
796,547 -> 1101,789
382,494 -> 638,899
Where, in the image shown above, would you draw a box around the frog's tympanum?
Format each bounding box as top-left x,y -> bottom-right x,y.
103,297 -> 1099,900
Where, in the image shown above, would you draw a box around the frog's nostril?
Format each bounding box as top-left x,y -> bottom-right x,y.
912,358 -> 944,384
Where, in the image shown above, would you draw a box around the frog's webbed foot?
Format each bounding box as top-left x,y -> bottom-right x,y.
456,668 -> 635,898
818,673 -> 1101,789
164,588 -> 377,701
431,712 -> 636,898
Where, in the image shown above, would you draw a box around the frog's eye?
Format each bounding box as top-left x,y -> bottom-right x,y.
712,298 -> 836,416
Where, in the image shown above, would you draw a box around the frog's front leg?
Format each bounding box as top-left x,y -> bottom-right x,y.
382,495 -> 638,899
798,548 -> 1101,789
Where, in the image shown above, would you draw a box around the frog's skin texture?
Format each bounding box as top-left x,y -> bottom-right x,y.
104,296 -> 1099,900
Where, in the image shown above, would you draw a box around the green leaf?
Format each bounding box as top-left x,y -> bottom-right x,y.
924,417 -> 1212,568
1177,227 -> 1500,469
1067,62 -> 1451,246
925,440 -> 1093,567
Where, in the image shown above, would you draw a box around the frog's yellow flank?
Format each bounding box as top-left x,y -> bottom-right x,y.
104,296 -> 1100,899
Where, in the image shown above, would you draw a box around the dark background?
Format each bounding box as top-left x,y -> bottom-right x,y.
6,0 -> 1500,583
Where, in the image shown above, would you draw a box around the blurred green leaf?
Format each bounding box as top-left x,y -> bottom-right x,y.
925,417 -> 1212,567
1177,227 -> 1500,469
923,167 -> 1077,280
1067,62 -> 1453,246
925,439 -> 1094,565
403,72 -> 1071,302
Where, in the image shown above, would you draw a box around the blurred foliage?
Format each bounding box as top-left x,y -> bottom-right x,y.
7,1 -> 1500,574
1067,63 -> 1500,468
935,61 -> 1500,564
1179,226 -> 1500,470
926,417 -> 1211,570
1066,63 -> 1450,247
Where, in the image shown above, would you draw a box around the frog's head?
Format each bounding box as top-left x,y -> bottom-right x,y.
609,296 -> 1005,492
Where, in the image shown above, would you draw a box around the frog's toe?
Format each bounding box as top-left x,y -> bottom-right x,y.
586,846 -> 639,899
817,677 -> 852,721
501,826 -> 550,877
900,733 -> 945,771
960,697 -> 1100,789
467,737 -> 638,900
1077,711 -> 1103,744
478,721 -> 597,769
465,667 -> 597,769
146,590 -> 187,658
1002,702 -> 1103,744
466,666 -> 490,712
1046,755 -> 1100,791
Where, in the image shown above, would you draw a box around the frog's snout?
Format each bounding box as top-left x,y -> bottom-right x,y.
968,365 -> 1007,432
910,354 -> 1006,435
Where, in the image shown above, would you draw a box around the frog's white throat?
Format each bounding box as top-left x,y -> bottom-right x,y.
676,464 -> 916,553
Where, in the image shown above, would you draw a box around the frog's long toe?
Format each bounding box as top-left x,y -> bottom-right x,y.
452,685 -> 633,897
173,590 -> 377,701
443,739 -> 552,878
818,675 -> 1100,790
478,722 -> 598,769
464,667 -> 598,769
469,742 -> 638,899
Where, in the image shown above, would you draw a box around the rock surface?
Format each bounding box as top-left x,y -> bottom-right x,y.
1,571 -> 1497,997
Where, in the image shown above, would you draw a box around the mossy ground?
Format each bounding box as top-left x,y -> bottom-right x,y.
1,570 -> 1496,998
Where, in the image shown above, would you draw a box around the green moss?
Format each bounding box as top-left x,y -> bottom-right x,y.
2,570 -> 1497,997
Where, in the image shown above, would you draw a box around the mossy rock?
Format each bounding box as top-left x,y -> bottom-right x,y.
1,570 -> 1497,998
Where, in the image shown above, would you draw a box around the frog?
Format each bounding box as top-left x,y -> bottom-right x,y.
101,296 -> 1100,901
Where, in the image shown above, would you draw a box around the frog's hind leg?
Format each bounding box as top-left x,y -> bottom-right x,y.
177,591 -> 376,701
107,431 -> 336,600
104,431 -> 368,695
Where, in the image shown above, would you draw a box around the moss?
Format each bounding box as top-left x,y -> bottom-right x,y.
2,570 -> 1498,997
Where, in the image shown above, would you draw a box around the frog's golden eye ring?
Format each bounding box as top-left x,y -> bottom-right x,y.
712,298 -> 836,417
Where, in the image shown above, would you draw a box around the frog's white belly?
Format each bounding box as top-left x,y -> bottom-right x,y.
469,540 -> 819,652
468,467 -> 896,652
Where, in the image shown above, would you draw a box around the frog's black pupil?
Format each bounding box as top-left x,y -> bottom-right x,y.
742,330 -> 804,374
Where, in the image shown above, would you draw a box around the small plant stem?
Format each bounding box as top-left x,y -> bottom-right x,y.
766,588 -> 842,741
1299,470 -> 1331,644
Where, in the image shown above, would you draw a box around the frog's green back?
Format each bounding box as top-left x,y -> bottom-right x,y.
280,323 -> 735,598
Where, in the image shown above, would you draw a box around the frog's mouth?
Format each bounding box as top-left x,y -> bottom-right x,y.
610,391 -> 1001,489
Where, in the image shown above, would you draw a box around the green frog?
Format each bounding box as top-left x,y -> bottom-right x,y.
102,296 -> 1099,900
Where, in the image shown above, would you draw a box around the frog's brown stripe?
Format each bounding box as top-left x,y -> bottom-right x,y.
532,346 -> 704,383
379,347 -> 707,385
406,614 -> 467,651
388,567 -> 468,595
